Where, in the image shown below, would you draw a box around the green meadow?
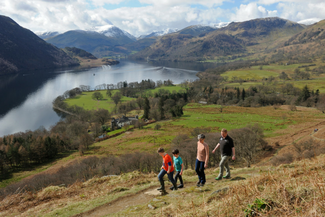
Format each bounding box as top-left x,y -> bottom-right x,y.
65,86 -> 186,111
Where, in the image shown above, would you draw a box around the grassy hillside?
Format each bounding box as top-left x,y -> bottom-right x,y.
2,150 -> 325,216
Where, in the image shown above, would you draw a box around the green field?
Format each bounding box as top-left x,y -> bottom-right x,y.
221,69 -> 279,80
221,63 -> 322,80
172,104 -> 292,135
140,85 -> 186,97
65,86 -> 186,111
65,90 -> 133,111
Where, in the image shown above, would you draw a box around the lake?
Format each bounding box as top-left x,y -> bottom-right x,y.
0,60 -> 218,136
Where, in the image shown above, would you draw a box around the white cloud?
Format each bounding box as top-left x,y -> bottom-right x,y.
138,0 -> 226,7
230,3 -> 277,22
1,0 -> 325,37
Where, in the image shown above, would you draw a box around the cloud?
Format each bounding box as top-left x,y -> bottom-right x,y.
276,2 -> 325,23
1,0 -> 325,37
138,0 -> 226,7
230,3 -> 277,22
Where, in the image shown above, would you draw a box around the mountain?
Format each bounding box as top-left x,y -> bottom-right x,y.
138,28 -> 178,39
36,31 -> 60,40
47,29 -> 135,58
176,25 -> 216,37
93,25 -> 136,41
62,47 -> 97,60
0,16 -> 79,74
131,17 -> 306,61
285,19 -> 325,45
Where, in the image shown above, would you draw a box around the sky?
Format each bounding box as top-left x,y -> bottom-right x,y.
0,0 -> 325,37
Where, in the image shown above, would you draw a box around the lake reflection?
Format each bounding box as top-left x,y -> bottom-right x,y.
0,60 -> 207,136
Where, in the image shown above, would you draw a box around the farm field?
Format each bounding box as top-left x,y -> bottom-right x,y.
221,62 -> 323,80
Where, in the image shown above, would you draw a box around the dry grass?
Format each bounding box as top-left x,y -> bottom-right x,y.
3,154 -> 325,216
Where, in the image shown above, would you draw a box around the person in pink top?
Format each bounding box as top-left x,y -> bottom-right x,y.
195,134 -> 209,187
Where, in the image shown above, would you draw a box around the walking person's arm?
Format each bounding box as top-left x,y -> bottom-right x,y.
167,160 -> 172,174
232,147 -> 236,160
212,143 -> 220,154
204,144 -> 209,168
180,163 -> 183,175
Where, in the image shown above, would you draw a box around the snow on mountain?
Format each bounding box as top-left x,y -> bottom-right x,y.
93,25 -> 136,41
211,22 -> 230,29
138,28 -> 178,39
36,31 -> 60,40
298,18 -> 321,26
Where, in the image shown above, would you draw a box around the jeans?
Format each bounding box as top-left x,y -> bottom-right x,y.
158,169 -> 175,183
195,159 -> 206,184
218,155 -> 231,178
174,171 -> 183,185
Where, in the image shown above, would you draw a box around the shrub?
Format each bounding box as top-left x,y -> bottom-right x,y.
270,153 -> 294,166
154,124 -> 161,130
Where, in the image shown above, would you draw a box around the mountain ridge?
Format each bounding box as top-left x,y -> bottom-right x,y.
0,15 -> 79,74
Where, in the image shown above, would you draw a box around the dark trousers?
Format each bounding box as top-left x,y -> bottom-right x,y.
158,169 -> 175,183
195,159 -> 206,184
174,171 -> 183,185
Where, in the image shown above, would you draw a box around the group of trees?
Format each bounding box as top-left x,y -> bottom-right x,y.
186,72 -> 324,109
0,121 -> 93,175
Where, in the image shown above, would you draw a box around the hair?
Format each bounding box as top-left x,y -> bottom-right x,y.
172,149 -> 179,155
198,134 -> 205,140
221,129 -> 228,133
157,147 -> 165,153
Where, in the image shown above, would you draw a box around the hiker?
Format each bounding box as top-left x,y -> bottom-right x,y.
212,128 -> 235,180
170,149 -> 184,190
157,147 -> 178,192
195,134 -> 209,187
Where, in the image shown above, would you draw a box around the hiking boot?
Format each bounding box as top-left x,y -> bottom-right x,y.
223,175 -> 231,179
199,183 -> 205,187
172,182 -> 178,191
215,177 -> 222,181
197,181 -> 201,186
170,186 -> 174,190
177,184 -> 184,188
157,180 -> 165,191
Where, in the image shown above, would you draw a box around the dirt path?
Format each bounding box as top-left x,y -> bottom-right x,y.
73,186 -> 157,217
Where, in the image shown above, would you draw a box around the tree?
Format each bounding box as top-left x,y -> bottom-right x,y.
236,88 -> 241,100
94,109 -> 110,125
136,97 -> 144,109
106,89 -> 112,98
112,92 -> 122,106
301,85 -> 311,102
92,92 -> 103,100
229,124 -> 266,167
80,133 -> 93,150
143,97 -> 150,119
241,88 -> 246,100
158,97 -> 165,119
279,71 -> 289,80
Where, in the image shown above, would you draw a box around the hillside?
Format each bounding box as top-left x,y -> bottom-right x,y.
46,30 -> 134,58
62,47 -> 97,60
132,33 -> 245,61
285,19 -> 325,45
0,16 -> 79,74
131,17 -> 306,61
176,25 -> 216,37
